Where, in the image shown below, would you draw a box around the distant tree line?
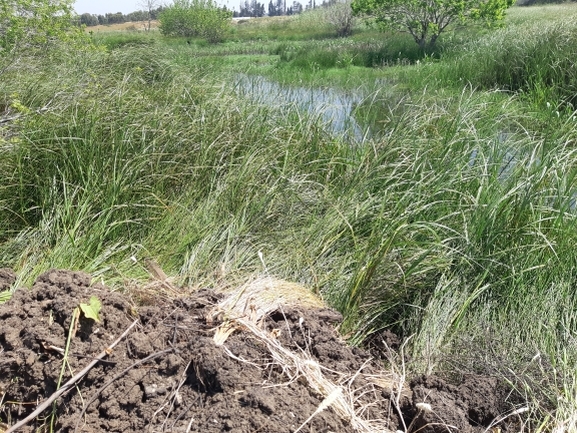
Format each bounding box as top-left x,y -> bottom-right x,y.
80,0 -> 348,25
516,0 -> 576,4
79,7 -> 165,26
234,0 -> 322,17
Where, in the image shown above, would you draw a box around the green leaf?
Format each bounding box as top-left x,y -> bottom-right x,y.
79,296 -> 102,323
0,290 -> 11,304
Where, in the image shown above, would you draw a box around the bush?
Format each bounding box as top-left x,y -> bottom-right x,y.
159,0 -> 232,43
352,0 -> 516,49
321,0 -> 356,37
0,0 -> 86,54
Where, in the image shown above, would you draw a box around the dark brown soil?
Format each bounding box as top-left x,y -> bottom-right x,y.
0,269 -> 515,433
0,269 -> 15,292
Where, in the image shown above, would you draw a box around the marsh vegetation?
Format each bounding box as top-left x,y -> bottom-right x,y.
2,3 -> 577,430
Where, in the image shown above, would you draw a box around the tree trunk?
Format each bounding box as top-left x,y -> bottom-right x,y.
428,33 -> 439,49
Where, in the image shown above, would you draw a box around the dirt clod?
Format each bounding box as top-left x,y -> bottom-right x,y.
410,374 -> 507,433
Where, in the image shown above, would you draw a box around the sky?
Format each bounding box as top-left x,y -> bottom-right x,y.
74,0 -> 236,16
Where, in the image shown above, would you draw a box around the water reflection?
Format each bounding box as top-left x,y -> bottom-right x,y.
468,131 -> 519,180
235,76 -> 535,189
234,74 -> 365,141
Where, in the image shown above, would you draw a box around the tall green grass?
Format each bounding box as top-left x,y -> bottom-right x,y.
273,35 -> 424,70
0,45 -> 182,279
418,5 -> 577,109
230,13 -> 335,41
6,43 -> 576,348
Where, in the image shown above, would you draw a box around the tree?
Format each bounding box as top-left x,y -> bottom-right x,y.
128,10 -> 148,21
239,1 -> 249,16
321,0 -> 354,36
251,0 -> 265,16
105,12 -> 126,24
287,1 -> 303,14
159,0 -> 232,43
0,0 -> 84,54
351,0 -> 515,49
268,0 -> 279,16
138,0 -> 162,31
240,0 -> 264,16
80,13 -> 99,26
151,5 -> 165,19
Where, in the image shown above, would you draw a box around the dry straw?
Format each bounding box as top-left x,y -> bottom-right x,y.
211,277 -> 395,433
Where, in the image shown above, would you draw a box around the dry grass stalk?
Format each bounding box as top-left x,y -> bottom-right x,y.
144,259 -> 181,296
210,277 -> 324,345
212,280 -> 394,432
213,277 -> 325,318
294,387 -> 344,433
236,317 -> 393,432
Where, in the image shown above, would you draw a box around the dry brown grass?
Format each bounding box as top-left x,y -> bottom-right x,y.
232,15 -> 292,25
235,318 -> 394,433
84,20 -> 160,33
210,277 -> 325,345
212,277 -> 325,317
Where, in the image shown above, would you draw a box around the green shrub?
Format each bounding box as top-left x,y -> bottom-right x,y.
159,0 -> 232,43
0,0 -> 86,54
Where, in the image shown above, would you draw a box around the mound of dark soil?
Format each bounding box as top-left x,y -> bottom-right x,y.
409,375 -> 509,433
0,269 -> 514,433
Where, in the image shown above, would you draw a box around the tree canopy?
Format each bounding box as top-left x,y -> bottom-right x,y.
351,0 -> 516,49
0,0 -> 84,54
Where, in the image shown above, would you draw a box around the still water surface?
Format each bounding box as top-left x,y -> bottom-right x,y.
235,75 -> 528,183
234,74 -> 366,141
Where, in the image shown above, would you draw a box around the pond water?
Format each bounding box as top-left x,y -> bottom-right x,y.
468,131 -> 519,180
234,75 -> 528,182
234,74 -> 366,141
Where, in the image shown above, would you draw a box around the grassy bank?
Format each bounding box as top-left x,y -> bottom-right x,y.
2,4 -> 577,430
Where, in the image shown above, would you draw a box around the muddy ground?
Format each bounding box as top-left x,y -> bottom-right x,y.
0,269 -> 516,432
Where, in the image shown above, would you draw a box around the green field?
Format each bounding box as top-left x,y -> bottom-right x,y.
3,3 -> 577,430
